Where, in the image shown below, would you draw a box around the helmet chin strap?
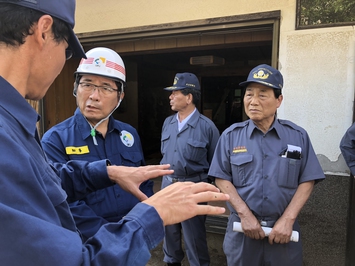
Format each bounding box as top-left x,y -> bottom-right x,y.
85,90 -> 123,145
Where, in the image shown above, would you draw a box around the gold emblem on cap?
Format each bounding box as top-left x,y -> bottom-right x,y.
173,77 -> 178,85
253,70 -> 269,80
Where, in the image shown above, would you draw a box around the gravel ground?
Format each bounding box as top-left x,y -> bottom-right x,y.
146,232 -> 227,266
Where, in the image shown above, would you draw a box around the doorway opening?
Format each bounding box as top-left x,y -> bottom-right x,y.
120,42 -> 273,159
44,11 -> 280,232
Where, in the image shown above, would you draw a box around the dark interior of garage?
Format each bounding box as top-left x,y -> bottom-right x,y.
118,43 -> 272,159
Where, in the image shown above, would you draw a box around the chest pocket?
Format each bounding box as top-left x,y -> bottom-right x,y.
46,164 -> 68,206
161,133 -> 170,156
278,157 -> 301,189
184,139 -> 207,163
120,151 -> 143,166
230,154 -> 254,187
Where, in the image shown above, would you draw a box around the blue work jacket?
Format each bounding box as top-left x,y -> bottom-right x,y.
340,122 -> 355,176
0,77 -> 163,265
160,110 -> 220,179
209,119 -> 325,217
41,108 -> 154,239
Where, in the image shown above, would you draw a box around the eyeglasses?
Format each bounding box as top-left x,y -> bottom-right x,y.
79,82 -> 119,95
63,36 -> 73,60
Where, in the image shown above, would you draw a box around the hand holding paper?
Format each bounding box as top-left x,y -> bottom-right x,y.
233,222 -> 299,242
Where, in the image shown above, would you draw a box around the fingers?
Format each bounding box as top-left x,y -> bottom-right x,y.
191,188 -> 229,205
191,187 -> 229,216
193,204 -> 227,216
268,222 -> 293,244
133,190 -> 149,202
140,164 -> 174,180
144,181 -> 229,226
147,164 -> 171,169
183,181 -> 221,194
108,165 -> 174,186
268,233 -> 291,245
244,227 -> 265,240
241,217 -> 266,240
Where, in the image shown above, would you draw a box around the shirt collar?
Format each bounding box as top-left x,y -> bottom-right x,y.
247,117 -> 281,139
183,108 -> 200,128
175,108 -> 197,129
0,76 -> 39,137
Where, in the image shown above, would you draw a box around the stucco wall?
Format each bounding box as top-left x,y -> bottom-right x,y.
74,0 -> 355,175
75,0 -> 294,33
278,27 -> 355,175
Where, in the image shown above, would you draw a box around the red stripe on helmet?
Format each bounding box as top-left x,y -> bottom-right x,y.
106,60 -> 125,75
80,57 -> 94,65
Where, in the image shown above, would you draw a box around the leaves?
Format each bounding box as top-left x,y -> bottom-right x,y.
300,0 -> 355,25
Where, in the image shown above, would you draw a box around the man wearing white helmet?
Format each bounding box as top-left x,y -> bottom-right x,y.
41,47 -> 154,240
0,1 -> 230,264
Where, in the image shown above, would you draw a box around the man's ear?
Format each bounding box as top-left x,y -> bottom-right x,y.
73,82 -> 78,97
187,93 -> 193,104
35,15 -> 54,46
120,92 -> 125,101
276,94 -> 283,108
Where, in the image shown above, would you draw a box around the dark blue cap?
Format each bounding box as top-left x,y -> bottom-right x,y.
239,64 -> 283,90
164,72 -> 200,91
0,0 -> 86,59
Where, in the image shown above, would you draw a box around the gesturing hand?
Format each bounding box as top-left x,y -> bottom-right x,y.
143,181 -> 229,225
107,164 -> 174,201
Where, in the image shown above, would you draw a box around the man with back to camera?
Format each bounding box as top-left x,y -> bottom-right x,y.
208,64 -> 325,265
340,122 -> 355,175
160,72 -> 220,266
0,1 -> 230,265
41,47 -> 154,240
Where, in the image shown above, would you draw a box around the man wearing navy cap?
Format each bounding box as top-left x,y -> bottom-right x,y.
208,64 -> 325,265
160,73 -> 220,266
0,1 -> 230,265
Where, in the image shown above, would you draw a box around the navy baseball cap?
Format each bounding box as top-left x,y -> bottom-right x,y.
0,0 -> 86,59
239,64 -> 283,90
164,73 -> 200,91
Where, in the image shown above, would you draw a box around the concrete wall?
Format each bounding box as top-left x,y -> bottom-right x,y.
300,174 -> 349,265
278,23 -> 355,176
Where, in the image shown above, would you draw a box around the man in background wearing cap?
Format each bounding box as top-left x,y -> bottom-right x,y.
208,64 -> 325,265
41,47 -> 154,241
0,1 -> 230,265
160,73 -> 220,266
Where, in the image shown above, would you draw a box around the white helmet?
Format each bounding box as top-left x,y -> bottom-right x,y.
74,47 -> 126,82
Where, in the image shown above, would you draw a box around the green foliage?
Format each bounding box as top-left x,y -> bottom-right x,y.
300,0 -> 355,25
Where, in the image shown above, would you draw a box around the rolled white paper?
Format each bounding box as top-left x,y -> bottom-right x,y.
233,222 -> 299,242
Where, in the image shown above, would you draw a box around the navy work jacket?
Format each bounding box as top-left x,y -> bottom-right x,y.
0,77 -> 163,265
41,108 -> 153,239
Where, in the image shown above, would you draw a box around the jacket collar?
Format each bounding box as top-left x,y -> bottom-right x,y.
0,77 -> 39,137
